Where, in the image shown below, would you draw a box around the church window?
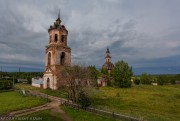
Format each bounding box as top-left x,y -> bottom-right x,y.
55,34 -> 58,42
60,52 -> 65,65
48,52 -> 51,65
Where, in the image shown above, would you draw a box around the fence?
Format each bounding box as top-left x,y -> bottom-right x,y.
63,101 -> 140,121
14,89 -> 140,121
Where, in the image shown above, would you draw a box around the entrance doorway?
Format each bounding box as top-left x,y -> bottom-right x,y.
47,78 -> 50,88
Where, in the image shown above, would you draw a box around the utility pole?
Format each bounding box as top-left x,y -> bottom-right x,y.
13,75 -> 15,88
0,66 -> 2,79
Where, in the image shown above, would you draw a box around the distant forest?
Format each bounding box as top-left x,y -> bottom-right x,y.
0,71 -> 180,85
135,73 -> 180,84
0,72 -> 43,84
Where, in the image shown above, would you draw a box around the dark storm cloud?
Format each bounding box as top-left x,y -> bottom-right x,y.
0,0 -> 180,74
0,0 -> 46,70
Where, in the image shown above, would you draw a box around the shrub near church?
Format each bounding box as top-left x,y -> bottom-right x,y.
0,80 -> 13,90
111,60 -> 133,88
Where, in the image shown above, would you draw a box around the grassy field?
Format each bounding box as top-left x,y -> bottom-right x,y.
12,110 -> 63,121
0,91 -> 47,115
15,84 -> 180,121
62,106 -> 120,121
90,85 -> 180,121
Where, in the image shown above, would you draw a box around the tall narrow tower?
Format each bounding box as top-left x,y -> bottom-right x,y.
102,48 -> 114,74
43,12 -> 71,90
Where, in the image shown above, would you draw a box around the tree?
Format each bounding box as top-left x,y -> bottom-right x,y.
101,68 -> 108,76
88,66 -> 99,86
61,65 -> 92,103
133,78 -> 140,85
157,75 -> 164,85
140,73 -> 152,84
78,90 -> 91,109
170,79 -> 176,84
0,80 -> 13,90
111,60 -> 133,88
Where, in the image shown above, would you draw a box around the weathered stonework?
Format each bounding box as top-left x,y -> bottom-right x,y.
43,15 -> 71,90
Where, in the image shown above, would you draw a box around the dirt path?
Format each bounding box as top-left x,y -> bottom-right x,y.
49,99 -> 72,121
0,92 -> 72,121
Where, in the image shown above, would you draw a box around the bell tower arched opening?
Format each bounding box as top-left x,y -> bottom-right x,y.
55,34 -> 58,42
60,52 -> 65,65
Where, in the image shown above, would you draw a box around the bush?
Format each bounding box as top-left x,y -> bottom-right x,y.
0,80 -> 13,90
157,75 -> 164,85
140,73 -> 152,84
78,91 -> 91,109
170,79 -> 176,84
157,79 -> 164,85
134,78 -> 140,85
111,60 -> 133,88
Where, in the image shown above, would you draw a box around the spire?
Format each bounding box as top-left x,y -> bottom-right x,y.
106,47 -> 110,53
58,8 -> 60,19
56,8 -> 61,25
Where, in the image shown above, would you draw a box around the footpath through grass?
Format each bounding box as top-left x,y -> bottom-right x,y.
90,85 -> 180,121
0,91 -> 47,115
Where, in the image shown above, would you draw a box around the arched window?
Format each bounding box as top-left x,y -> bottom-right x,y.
55,34 -> 58,42
48,52 -> 51,65
60,52 -> 65,65
47,78 -> 50,88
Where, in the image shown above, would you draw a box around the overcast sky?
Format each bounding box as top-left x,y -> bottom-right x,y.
0,0 -> 180,74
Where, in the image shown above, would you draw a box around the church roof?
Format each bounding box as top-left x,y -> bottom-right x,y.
105,54 -> 111,58
106,48 -> 110,53
48,10 -> 68,33
56,17 -> 61,21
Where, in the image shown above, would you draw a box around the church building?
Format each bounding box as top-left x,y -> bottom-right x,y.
98,48 -> 114,87
102,48 -> 114,74
43,12 -> 71,90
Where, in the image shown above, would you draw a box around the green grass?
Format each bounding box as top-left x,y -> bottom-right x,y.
90,85 -> 180,121
62,106 -> 121,121
15,84 -> 180,121
12,110 -> 63,121
15,83 -> 44,91
15,84 -> 68,98
0,91 -> 47,115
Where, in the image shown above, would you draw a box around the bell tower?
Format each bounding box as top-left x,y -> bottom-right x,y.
102,48 -> 114,74
43,11 -> 71,90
